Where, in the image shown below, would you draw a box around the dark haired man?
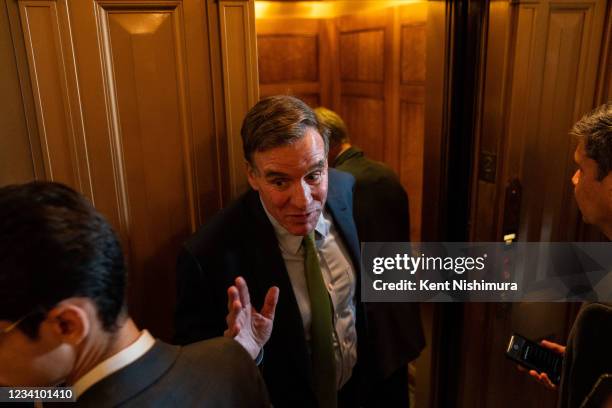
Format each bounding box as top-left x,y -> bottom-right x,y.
527,103 -> 612,407
176,95 -> 411,407
314,106 -> 425,407
0,181 -> 271,407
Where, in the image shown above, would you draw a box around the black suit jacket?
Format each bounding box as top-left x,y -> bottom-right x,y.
558,302 -> 612,408
75,337 -> 269,407
334,147 -> 425,371
334,147 -> 410,242
175,169 -> 365,407
175,169 -> 366,407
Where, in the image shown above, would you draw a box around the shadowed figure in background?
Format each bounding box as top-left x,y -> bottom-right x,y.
0,181 -> 272,407
315,106 -> 425,407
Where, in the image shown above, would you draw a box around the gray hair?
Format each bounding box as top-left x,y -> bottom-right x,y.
240,95 -> 329,166
571,103 -> 612,180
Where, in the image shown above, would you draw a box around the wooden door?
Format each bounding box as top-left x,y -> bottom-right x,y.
397,4 -> 427,242
334,9 -> 391,166
472,0 -> 610,243
461,0 -> 610,406
334,3 -> 429,240
256,18 -> 333,108
3,0 -> 259,340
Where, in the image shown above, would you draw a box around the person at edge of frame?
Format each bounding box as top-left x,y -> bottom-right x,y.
0,181 -> 276,407
524,103 -> 612,408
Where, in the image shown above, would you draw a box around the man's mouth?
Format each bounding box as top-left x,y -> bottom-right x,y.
288,210 -> 319,221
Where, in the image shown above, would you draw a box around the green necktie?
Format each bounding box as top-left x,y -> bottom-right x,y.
303,232 -> 337,408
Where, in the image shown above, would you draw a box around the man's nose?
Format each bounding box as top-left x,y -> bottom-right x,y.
572,170 -> 579,186
291,180 -> 312,209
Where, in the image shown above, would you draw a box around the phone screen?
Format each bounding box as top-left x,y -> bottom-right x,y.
506,334 -> 563,385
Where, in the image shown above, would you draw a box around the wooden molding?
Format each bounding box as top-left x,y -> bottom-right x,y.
421,0 -> 448,242
218,0 -> 259,198
17,0 -> 92,196
3,0 -> 44,182
594,0 -> 611,104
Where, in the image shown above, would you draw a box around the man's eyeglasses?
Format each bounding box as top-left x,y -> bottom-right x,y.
0,311 -> 39,335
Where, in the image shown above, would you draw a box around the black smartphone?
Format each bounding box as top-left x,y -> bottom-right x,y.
505,333 -> 563,385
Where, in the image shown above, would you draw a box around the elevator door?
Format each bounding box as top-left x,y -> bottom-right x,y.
461,0 -> 610,406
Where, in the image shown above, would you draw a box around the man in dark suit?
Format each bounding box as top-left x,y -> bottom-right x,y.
525,103 -> 612,407
176,96 -> 415,407
314,107 -> 425,406
0,181 -> 270,407
313,107 -> 412,243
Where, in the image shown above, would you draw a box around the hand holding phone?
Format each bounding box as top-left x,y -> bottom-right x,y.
506,334 -> 565,387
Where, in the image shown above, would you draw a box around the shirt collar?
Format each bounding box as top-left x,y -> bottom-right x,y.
72,330 -> 155,399
260,197 -> 329,255
333,146 -> 363,167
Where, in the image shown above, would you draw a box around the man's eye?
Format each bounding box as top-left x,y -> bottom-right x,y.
306,172 -> 322,182
272,179 -> 287,187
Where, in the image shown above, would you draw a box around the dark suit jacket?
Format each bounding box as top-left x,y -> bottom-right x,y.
334,147 -> 425,371
558,302 -> 612,408
334,147 -> 410,242
175,169 -> 401,407
71,337 -> 268,407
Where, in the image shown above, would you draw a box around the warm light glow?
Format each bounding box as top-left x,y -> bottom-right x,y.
111,13 -> 169,34
254,2 -> 271,18
255,0 -> 424,20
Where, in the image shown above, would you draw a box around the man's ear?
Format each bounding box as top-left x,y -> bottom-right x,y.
246,161 -> 259,191
46,304 -> 90,346
599,172 -> 612,240
604,172 -> 612,209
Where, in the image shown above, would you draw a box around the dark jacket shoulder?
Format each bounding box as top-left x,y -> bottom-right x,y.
77,338 -> 269,408
336,147 -> 402,189
559,302 -> 612,408
183,192 -> 255,258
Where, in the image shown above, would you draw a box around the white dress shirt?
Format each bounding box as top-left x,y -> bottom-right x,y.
263,204 -> 358,389
72,330 -> 155,398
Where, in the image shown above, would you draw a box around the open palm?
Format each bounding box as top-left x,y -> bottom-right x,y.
224,276 -> 279,359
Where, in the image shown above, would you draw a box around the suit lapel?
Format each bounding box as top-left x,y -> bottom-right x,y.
76,341 -> 178,407
326,171 -> 361,274
244,178 -> 365,398
243,191 -> 313,390
333,146 -> 363,168
326,170 -> 369,386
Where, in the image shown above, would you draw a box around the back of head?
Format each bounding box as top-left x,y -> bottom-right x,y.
571,103 -> 612,180
240,95 -> 329,165
313,107 -> 349,149
0,181 -> 126,338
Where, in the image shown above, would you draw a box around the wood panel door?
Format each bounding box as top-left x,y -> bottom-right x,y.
336,10 -> 390,164
397,4 -> 427,242
256,18 -> 333,108
334,3 -> 427,240
6,0 -> 244,340
460,0 -> 609,407
499,0 -> 608,243
472,0 -> 609,243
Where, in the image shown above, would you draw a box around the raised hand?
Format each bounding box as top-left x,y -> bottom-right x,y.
224,276 -> 279,359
